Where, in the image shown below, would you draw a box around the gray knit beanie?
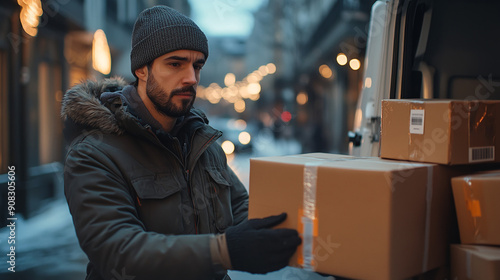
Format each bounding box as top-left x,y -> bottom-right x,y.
130,5 -> 208,75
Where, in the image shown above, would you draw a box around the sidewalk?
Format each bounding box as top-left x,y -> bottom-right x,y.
0,198 -> 88,280
0,198 -> 331,280
0,147 -> 333,280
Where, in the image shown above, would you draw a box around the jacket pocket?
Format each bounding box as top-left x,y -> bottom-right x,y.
131,174 -> 181,199
130,174 -> 184,233
206,167 -> 233,232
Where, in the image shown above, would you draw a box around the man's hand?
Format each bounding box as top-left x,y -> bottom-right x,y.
225,213 -> 301,274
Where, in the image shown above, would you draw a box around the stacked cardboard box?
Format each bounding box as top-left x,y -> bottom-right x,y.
381,99 -> 500,279
380,100 -> 500,165
450,172 -> 500,280
450,244 -> 500,280
249,153 -> 459,279
451,172 -> 500,245
248,99 -> 500,279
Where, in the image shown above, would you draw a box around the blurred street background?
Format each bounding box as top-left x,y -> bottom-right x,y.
0,0 -> 376,278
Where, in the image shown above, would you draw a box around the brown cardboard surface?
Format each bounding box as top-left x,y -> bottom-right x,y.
450,244 -> 500,280
249,153 -> 457,280
380,99 -> 500,165
412,266 -> 450,280
452,171 -> 500,245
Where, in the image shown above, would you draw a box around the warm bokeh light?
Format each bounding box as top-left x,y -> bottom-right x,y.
197,85 -> 206,98
249,93 -> 260,101
198,64 -> 274,104
92,29 -> 111,75
296,91 -> 308,105
224,73 -> 236,87
239,84 -> 250,99
221,140 -> 235,155
349,59 -> 361,71
247,83 -> 261,95
209,82 -> 220,89
258,65 -> 269,76
19,0 -> 43,37
238,131 -> 251,145
336,53 -> 348,66
319,64 -> 333,79
246,73 -> 260,83
354,108 -> 363,129
234,99 -> 246,113
266,63 -> 277,74
205,87 -> 221,104
222,87 -> 238,103
364,77 -> 372,88
233,119 -> 247,130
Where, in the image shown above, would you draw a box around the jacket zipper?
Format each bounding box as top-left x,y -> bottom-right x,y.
187,132 -> 221,234
144,126 -> 199,231
144,124 -> 222,234
184,168 -> 199,234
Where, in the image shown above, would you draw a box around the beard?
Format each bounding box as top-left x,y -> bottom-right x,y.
146,72 -> 196,118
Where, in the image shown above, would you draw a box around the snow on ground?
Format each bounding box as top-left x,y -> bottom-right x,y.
0,136 -> 335,279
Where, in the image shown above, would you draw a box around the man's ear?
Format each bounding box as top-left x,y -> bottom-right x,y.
135,66 -> 148,83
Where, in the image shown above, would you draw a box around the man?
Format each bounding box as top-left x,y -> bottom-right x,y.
61,5 -> 301,280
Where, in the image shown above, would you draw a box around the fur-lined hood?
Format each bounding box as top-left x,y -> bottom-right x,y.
61,77 -> 129,135
61,77 -> 211,143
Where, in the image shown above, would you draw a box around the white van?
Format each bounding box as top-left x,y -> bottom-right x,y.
350,0 -> 500,157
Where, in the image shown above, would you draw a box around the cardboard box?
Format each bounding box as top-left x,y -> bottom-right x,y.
249,153 -> 457,280
380,99 -> 500,165
412,266 -> 450,280
450,244 -> 500,280
452,172 -> 500,245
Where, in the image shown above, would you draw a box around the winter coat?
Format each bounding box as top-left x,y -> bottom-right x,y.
61,77 -> 248,280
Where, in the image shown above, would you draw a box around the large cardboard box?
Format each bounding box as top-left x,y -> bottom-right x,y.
450,244 -> 500,280
249,153 -> 457,280
380,99 -> 500,165
452,171 -> 500,245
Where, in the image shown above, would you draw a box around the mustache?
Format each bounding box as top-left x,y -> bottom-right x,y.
171,85 -> 196,95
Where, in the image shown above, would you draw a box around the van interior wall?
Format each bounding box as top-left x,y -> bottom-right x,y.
399,0 -> 500,101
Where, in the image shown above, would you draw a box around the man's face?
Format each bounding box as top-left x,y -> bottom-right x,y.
145,49 -> 205,117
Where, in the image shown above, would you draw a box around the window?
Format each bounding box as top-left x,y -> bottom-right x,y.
0,50 -> 8,173
37,60 -> 63,165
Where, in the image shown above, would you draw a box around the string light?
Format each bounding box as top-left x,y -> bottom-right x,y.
197,63 -> 277,112
336,53 -> 348,66
319,64 -> 333,79
349,59 -> 361,71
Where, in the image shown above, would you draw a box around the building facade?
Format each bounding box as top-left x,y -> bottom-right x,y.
246,0 -> 375,153
0,0 -> 191,225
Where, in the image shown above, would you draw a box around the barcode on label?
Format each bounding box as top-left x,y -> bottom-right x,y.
469,146 -> 495,162
411,117 -> 423,125
409,109 -> 425,134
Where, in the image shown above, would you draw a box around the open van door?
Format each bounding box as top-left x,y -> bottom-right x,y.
350,0 -> 500,157
349,0 -> 400,157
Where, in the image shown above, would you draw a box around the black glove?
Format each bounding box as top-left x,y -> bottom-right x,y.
225,213 -> 302,274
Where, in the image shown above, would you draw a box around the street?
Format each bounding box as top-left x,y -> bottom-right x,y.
0,136 -> 333,280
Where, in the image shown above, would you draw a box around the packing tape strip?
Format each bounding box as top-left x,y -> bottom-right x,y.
463,177 -> 482,217
463,177 -> 483,243
300,162 -> 321,271
422,165 -> 433,272
468,102 -> 496,163
297,208 -> 319,269
295,157 -> 436,272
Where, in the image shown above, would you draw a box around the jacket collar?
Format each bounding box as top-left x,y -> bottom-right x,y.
61,77 -> 213,143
